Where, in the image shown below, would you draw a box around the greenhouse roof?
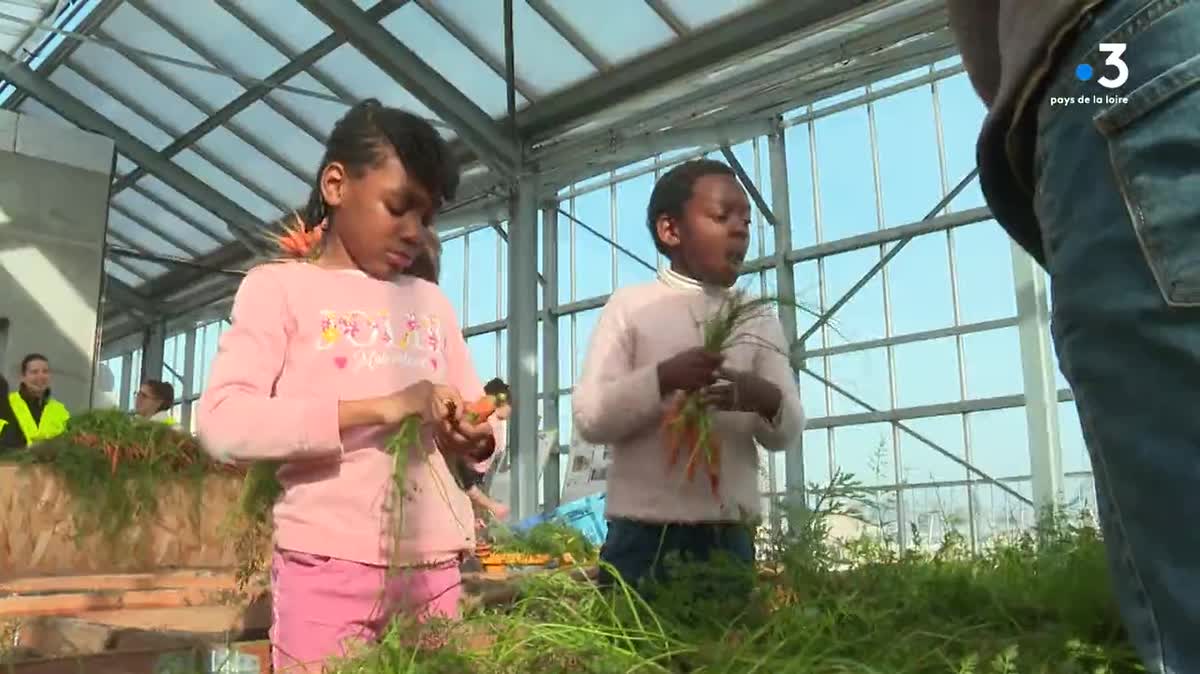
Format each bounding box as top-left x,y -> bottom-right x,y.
0,0 -> 955,331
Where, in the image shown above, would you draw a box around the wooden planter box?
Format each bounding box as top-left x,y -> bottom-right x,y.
0,464 -> 247,577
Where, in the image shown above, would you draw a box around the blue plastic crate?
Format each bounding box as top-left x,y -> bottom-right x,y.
515,492 -> 609,547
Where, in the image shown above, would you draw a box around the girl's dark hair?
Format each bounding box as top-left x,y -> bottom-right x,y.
645,159 -> 736,255
300,99 -> 460,229
21,353 -> 47,374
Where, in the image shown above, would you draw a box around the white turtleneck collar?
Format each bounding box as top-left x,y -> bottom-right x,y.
657,266 -> 730,296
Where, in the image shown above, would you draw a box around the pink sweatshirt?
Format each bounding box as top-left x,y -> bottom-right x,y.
197,262 -> 500,567
572,268 -> 805,524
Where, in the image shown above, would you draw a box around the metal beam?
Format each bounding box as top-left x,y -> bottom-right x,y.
535,117 -> 774,178
525,0 -> 609,71
538,3 -> 945,162
110,0 -> 400,197
541,204 -> 561,511
1010,241 -> 1062,516
799,167 -> 979,344
413,0 -> 536,101
297,0 -> 520,176
0,51 -> 267,249
514,0 -> 880,141
3,0 -> 125,110
720,144 -> 778,229
644,0 -> 688,36
507,177 -> 540,519
103,274 -> 160,316
801,366 -> 1034,507
766,124 -> 803,512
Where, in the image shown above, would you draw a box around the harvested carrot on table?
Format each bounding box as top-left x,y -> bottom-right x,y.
663,290 -> 780,498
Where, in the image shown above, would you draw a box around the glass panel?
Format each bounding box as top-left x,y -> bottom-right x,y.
892,337 -> 960,409
222,0 -> 331,53
423,0 -> 594,95
111,191 -> 225,253
48,67 -> 174,150
543,0 -> 674,64
962,327 -> 1023,399
107,210 -> 188,257
132,177 -> 237,243
191,126 -> 309,206
312,45 -> 438,120
381,4 -> 526,117
171,149 -> 281,222
659,0 -> 765,31
101,3 -> 243,109
67,42 -> 206,132
897,414 -> 966,484
228,102 -> 325,181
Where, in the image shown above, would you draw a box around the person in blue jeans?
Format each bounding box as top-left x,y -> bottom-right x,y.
949,1 -> 1200,671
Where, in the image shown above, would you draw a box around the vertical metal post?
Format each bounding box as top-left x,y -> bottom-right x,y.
118,352 -> 133,412
1010,241 -> 1062,518
541,204 -> 561,511
767,120 -> 804,519
181,326 -> 197,430
508,178 -> 541,520
140,321 -> 166,385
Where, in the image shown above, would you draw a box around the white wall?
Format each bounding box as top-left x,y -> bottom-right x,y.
0,109 -> 114,413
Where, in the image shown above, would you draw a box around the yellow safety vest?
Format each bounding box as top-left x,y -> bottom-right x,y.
8,391 -> 69,445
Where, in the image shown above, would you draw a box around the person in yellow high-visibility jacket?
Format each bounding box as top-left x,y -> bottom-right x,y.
0,375 -> 26,450
9,353 -> 70,445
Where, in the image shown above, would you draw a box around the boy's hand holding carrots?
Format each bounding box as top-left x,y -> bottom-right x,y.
701,369 -> 782,421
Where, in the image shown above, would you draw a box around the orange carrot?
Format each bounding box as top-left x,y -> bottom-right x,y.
462,390 -> 509,424
706,434 -> 722,496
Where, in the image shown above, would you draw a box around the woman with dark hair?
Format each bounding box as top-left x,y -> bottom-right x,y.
9,353 -> 69,445
134,379 -> 177,425
0,375 -> 27,451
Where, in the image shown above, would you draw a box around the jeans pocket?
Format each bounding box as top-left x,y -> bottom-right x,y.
1094,52 -> 1200,306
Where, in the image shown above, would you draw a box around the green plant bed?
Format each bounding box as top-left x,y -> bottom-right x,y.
330,476 -> 1138,674
0,410 -> 243,545
484,521 -> 599,563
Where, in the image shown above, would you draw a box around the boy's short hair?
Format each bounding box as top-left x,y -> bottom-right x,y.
645,159 -> 737,255
483,378 -> 509,398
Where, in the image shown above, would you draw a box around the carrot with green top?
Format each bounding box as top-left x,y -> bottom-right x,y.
661,290 -> 781,500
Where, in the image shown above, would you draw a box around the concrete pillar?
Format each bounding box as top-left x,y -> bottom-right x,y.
0,109 -> 114,412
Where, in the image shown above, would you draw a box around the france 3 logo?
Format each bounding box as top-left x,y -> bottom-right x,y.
1049,43 -> 1130,107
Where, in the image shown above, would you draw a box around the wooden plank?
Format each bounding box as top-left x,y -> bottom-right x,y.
0,587 -> 231,618
0,569 -> 238,595
5,640 -> 271,674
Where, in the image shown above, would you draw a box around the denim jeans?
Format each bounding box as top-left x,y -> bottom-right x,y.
597,518 -> 755,594
1034,1 -> 1200,671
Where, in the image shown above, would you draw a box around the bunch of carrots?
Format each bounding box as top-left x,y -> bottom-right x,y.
662,291 -> 780,499
384,387 -> 508,565
69,424 -> 222,476
273,212 -> 323,260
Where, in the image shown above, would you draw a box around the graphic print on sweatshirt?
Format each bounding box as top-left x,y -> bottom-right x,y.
316,309 -> 445,373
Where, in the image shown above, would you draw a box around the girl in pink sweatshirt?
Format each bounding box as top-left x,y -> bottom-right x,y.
196,99 -> 499,672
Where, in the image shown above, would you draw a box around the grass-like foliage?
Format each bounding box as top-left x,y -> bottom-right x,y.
330,472 -> 1139,674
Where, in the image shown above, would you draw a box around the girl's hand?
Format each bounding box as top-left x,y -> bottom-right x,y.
379,381 -> 461,426
436,406 -> 496,462
489,501 -> 510,522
